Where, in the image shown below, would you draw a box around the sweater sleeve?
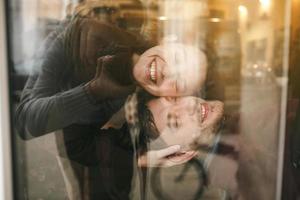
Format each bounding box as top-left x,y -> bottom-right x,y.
14,29 -> 101,139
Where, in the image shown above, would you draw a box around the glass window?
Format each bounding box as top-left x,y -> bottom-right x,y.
4,0 -> 295,199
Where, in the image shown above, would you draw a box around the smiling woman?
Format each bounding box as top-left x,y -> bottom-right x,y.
132,44 -> 207,96
3,0 -> 292,199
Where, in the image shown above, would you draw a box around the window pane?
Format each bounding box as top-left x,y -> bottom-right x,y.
6,0 -> 291,199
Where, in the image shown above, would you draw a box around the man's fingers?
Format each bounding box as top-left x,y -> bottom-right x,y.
139,145 -> 181,167
156,145 -> 181,158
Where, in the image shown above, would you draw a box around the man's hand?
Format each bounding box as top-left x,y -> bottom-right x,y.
85,56 -> 135,102
138,145 -> 189,167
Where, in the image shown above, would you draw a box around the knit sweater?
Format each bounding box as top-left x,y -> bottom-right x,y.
15,19 -> 126,140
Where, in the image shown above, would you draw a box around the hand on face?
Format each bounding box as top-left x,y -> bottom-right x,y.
147,96 -> 224,161
86,56 -> 135,102
132,44 -> 207,97
79,19 -> 143,68
137,145 -> 197,167
67,17 -> 149,81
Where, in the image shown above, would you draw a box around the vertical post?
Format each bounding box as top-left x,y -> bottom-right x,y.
0,0 -> 13,199
276,0 -> 292,199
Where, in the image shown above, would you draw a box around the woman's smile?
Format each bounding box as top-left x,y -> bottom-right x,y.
149,59 -> 157,83
132,44 -> 207,96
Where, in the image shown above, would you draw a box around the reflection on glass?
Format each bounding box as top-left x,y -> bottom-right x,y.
133,44 -> 207,96
6,0 -> 290,199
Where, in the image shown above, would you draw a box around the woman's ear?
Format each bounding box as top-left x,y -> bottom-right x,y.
132,53 -> 141,65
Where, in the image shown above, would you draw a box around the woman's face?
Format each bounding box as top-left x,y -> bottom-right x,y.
147,96 -> 224,162
132,44 -> 207,96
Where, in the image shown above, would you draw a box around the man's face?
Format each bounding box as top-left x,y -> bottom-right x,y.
132,44 -> 207,96
147,96 -> 224,162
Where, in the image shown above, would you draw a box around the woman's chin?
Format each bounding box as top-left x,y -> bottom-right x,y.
166,150 -> 197,164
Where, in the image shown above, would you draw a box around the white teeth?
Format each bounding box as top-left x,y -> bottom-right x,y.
150,61 -> 156,82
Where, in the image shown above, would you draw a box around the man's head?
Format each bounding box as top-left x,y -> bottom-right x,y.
126,91 -> 224,162
146,96 -> 224,150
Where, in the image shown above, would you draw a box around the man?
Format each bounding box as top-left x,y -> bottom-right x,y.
16,2 -> 205,198
126,93 -> 239,199
126,92 -> 224,166
43,89 -> 223,199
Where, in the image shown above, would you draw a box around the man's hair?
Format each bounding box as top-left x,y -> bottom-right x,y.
127,90 -> 159,150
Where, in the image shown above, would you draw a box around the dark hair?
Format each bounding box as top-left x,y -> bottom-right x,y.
134,90 -> 159,150
97,42 -> 152,86
63,16 -> 154,83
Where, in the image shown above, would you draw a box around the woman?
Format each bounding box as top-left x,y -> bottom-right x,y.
83,42 -> 207,101
14,2 -> 207,197
16,15 -> 207,138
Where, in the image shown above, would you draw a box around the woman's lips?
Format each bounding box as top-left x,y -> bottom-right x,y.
145,58 -> 157,83
166,150 -> 197,163
150,60 -> 157,82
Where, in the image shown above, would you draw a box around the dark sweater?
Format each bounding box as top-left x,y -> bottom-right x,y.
15,20 -> 126,139
14,19 -> 134,199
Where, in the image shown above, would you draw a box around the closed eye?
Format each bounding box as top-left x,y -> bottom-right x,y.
175,118 -> 179,128
168,97 -> 177,103
167,113 -> 179,129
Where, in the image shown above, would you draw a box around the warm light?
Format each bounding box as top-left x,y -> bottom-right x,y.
158,16 -> 168,21
238,5 -> 248,31
210,18 -> 221,23
259,0 -> 271,13
259,0 -> 271,7
238,5 -> 248,16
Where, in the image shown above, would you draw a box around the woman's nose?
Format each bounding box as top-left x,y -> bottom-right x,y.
162,64 -> 179,79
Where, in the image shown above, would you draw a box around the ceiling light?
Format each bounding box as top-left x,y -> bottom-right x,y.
210,18 -> 221,22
